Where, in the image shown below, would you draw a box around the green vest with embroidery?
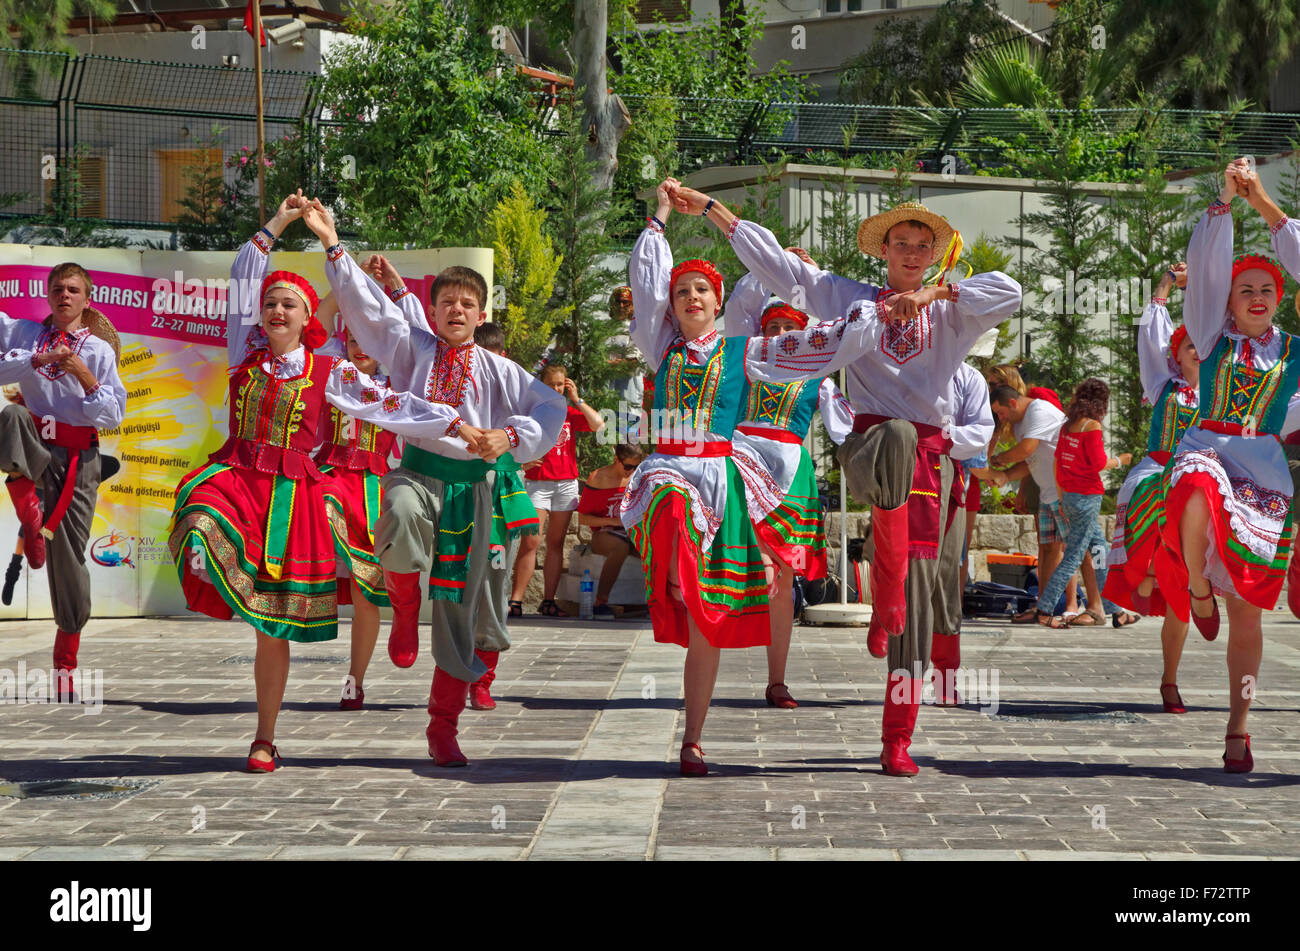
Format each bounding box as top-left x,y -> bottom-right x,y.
1147,378 -> 1200,453
741,376 -> 823,440
1199,331 -> 1300,435
651,335 -> 750,440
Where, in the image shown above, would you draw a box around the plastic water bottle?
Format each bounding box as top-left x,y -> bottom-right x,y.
580,569 -> 595,619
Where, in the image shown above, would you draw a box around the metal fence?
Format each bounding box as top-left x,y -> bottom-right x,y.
1,49 -> 323,229
4,47 -> 1299,233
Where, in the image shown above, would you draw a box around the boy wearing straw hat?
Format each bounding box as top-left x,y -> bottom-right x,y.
669,185 -> 1019,775
0,262 -> 126,701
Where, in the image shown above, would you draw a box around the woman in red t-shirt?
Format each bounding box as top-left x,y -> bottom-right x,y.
1035,378 -> 1131,627
576,443 -> 646,619
510,364 -> 606,616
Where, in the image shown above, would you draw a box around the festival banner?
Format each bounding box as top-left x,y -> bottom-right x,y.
0,243 -> 493,620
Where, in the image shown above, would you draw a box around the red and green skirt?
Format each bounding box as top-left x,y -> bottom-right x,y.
321,465 -> 390,608
754,449 -> 827,580
169,462 -> 339,642
627,458 -> 769,649
1103,459 -> 1169,615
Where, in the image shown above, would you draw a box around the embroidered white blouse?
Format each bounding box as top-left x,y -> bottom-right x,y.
322,249 -> 566,460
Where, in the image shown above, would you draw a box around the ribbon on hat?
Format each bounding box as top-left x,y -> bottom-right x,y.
928,230 -> 965,287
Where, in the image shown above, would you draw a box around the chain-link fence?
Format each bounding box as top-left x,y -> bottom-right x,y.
1,49 -> 324,230
3,48 -> 1299,234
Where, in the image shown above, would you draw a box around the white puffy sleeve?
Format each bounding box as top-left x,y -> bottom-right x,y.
228,232 -> 273,366
1270,215 -> 1300,282
817,377 -> 855,446
729,219 -> 876,322
947,367 -> 994,462
325,359 -> 461,439
1137,298 -> 1178,405
488,354 -> 568,462
628,226 -> 682,373
1185,205 -> 1235,359
744,300 -> 883,384
721,272 -> 770,337
324,248 -> 421,384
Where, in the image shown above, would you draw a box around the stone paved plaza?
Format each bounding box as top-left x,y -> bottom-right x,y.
1,608 -> 1298,861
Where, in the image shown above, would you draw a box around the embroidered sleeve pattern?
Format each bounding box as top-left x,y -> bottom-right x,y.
326,243 -> 346,263
387,286 -> 410,302
251,229 -> 273,254
1207,200 -> 1231,217
445,415 -> 463,437
505,425 -> 520,449
1271,216 -> 1290,236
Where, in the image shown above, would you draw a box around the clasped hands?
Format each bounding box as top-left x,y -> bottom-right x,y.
33,345 -> 96,388
454,423 -> 511,463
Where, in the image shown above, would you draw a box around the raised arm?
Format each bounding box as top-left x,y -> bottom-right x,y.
628,225 -> 680,373
1270,214 -> 1300,283
817,376 -> 856,446
936,271 -> 1022,357
1137,273 -> 1179,404
228,191 -> 306,366
721,271 -> 770,337
1184,166 -> 1244,357
325,360 -> 461,440
729,219 -> 874,322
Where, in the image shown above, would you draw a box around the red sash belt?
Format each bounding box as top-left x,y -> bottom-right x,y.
735,424 -> 804,445
31,411 -> 98,540
852,414 -> 956,559
1198,418 -> 1280,441
1147,450 -> 1173,466
655,439 -> 732,457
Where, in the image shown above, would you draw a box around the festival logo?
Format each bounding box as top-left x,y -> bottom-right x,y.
89,531 -> 135,568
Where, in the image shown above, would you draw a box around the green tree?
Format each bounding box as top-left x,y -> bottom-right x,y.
1006,164 -> 1111,396
963,234 -> 1016,375
316,0 -> 552,248
482,180 -> 563,372
1107,0 -> 1300,110
17,147 -> 118,247
172,125 -> 314,250
1101,155 -> 1195,485
1273,142 -> 1300,336
545,100 -> 632,472
839,0 -> 1013,106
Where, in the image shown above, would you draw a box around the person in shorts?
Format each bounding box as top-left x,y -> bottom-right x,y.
511,363 -> 606,616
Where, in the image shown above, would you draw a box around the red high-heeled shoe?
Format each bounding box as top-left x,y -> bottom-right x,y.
339,684 -> 364,711
1223,733 -> 1253,774
765,683 -> 798,709
1160,683 -> 1186,714
246,738 -> 281,773
1188,590 -> 1219,641
680,742 -> 708,777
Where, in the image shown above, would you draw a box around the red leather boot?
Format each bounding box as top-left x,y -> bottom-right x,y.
867,615 -> 888,658
930,632 -> 961,706
383,570 -> 422,668
53,629 -> 79,704
880,673 -> 921,776
469,649 -> 499,711
427,667 -> 470,767
6,477 -> 45,569
869,503 -> 910,637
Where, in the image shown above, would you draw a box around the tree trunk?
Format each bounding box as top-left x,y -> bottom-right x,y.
572,0 -> 631,195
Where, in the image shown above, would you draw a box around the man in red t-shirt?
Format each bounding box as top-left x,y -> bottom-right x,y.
510,364 -> 606,616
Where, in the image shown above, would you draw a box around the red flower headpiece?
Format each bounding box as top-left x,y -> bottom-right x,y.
1168,324 -> 1189,364
1231,254 -> 1285,303
261,269 -> 328,349
669,259 -> 724,305
760,300 -> 809,331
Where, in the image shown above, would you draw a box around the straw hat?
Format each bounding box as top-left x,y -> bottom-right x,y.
82,306 -> 121,361
856,201 -> 955,263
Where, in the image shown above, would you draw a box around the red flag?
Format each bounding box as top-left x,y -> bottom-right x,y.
244,0 -> 266,47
